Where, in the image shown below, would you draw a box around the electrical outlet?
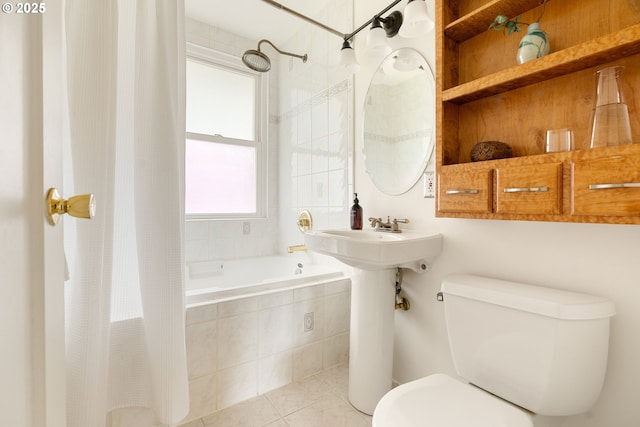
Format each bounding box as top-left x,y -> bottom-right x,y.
304,312 -> 314,332
242,222 -> 251,235
423,171 -> 435,198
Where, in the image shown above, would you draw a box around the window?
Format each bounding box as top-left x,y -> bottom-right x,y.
185,44 -> 268,219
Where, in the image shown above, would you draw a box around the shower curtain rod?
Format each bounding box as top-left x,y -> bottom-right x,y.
261,0 -> 346,39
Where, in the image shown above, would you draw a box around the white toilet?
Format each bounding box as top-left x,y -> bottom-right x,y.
373,274 -> 616,427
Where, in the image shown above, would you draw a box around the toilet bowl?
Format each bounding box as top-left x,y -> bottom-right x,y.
372,274 -> 615,427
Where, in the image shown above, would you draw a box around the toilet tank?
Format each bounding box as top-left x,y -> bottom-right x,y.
441,274 -> 615,417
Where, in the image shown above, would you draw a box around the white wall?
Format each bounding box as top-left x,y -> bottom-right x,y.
354,1 -> 640,425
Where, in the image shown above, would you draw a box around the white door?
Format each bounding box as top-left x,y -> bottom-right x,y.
1,2 -> 66,426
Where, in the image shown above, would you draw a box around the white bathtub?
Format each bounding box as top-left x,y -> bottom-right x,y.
185,255 -> 345,306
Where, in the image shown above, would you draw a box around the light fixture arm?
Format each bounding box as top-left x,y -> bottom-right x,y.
344,0 -> 402,42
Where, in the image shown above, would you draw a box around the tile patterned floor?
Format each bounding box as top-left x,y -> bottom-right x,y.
180,364 -> 372,427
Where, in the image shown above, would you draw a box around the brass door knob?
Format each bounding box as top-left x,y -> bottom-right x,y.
46,188 -> 96,226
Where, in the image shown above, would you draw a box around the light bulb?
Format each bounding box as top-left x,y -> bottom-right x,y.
366,19 -> 392,59
399,0 -> 434,38
340,40 -> 360,73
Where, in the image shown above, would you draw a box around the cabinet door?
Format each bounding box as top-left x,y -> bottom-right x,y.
437,166 -> 493,214
495,163 -> 563,215
572,153 -> 640,216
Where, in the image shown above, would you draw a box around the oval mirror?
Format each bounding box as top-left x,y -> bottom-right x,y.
363,49 -> 435,195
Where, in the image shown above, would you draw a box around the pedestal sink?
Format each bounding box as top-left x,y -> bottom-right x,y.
304,229 -> 442,414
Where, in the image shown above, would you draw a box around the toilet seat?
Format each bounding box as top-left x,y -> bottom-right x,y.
372,374 -> 533,427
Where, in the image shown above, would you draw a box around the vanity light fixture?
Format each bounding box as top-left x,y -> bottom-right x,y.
365,16 -> 395,59
340,39 -> 360,73
261,0 -> 434,73
339,0 -> 433,72
399,0 -> 434,38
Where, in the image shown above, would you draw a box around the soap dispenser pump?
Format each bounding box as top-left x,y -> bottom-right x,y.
350,193 -> 362,230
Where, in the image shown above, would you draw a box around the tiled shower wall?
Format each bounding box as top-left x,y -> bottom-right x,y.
276,0 -> 354,252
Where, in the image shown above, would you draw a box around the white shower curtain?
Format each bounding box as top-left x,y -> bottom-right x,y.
63,0 -> 189,425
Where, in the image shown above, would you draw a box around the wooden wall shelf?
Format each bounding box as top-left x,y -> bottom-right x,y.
435,0 -> 640,224
444,0 -> 542,42
443,24 -> 640,104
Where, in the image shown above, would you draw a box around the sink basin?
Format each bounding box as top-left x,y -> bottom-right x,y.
304,228 -> 442,271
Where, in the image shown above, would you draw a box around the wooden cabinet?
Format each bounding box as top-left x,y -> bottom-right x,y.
495,162 -> 562,215
435,0 -> 640,224
437,164 -> 492,214
572,148 -> 640,217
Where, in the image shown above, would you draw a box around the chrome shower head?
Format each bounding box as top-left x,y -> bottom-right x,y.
241,39 -> 307,73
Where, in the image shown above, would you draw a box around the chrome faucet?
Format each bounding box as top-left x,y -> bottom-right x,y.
368,216 -> 410,232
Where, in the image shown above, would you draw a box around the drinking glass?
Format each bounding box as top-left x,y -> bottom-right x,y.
545,128 -> 573,152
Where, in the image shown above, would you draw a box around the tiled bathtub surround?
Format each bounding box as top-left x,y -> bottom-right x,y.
182,278 -> 351,423
108,277 -> 351,427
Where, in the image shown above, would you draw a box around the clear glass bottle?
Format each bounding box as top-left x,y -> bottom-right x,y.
589,66 -> 633,148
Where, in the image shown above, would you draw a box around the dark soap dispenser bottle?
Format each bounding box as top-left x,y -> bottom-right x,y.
350,193 -> 362,230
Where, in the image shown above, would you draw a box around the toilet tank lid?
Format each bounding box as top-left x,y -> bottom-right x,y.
441,274 -> 616,320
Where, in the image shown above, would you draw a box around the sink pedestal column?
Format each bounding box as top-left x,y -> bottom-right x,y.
348,267 -> 396,415
303,230 -> 442,414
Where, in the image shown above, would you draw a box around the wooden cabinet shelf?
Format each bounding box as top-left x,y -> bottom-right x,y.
444,0 -> 542,43
443,24 -> 640,104
436,0 -> 640,224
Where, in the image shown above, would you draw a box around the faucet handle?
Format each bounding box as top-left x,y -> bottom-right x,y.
390,218 -> 410,232
393,218 -> 410,224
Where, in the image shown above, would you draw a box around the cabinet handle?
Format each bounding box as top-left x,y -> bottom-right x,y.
589,182 -> 640,190
503,186 -> 549,193
445,189 -> 479,195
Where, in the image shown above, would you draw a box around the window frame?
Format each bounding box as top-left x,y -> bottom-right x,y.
185,43 -> 269,220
